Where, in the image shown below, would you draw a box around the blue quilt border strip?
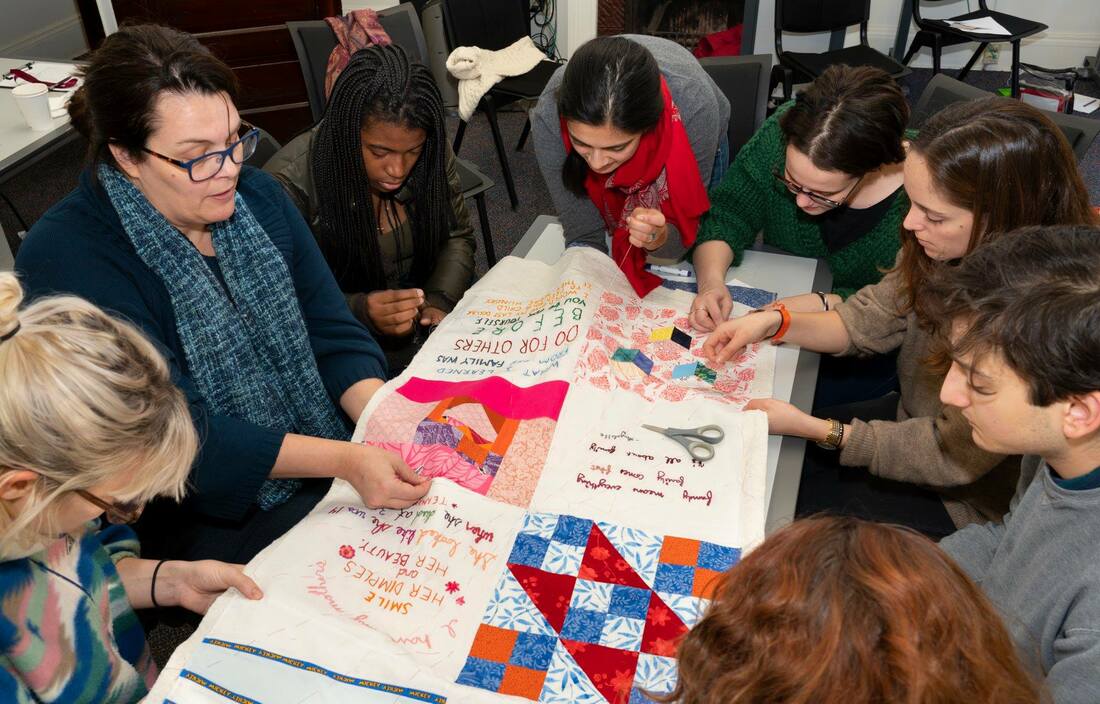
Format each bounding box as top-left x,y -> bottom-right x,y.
658,279 -> 777,309
168,637 -> 448,703
170,671 -> 261,704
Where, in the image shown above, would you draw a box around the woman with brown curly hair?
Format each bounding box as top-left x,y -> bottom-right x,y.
666,517 -> 1041,704
702,98 -> 1097,538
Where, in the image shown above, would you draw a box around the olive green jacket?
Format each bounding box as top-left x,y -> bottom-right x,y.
264,126 -> 476,315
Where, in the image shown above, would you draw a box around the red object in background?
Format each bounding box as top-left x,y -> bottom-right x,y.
693,24 -> 743,58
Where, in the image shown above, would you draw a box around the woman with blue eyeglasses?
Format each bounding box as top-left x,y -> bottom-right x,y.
16,24 -> 430,565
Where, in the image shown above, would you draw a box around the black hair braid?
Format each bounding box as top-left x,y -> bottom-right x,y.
311,44 -> 449,293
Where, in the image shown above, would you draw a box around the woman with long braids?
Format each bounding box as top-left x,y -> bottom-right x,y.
267,44 -> 476,373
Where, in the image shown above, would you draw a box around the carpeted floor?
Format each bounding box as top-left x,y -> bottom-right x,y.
3,67 -> 1099,668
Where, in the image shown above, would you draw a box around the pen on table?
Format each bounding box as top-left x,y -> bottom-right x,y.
47,75 -> 76,92
1078,97 -> 1099,111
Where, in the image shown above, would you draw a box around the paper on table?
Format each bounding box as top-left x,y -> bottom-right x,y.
47,94 -> 71,118
1074,93 -> 1099,114
943,16 -> 1011,35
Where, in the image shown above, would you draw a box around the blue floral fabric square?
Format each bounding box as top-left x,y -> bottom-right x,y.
511,632 -> 558,670
509,533 -> 551,568
652,563 -> 694,595
609,585 -> 652,620
560,608 -> 607,644
456,657 -> 506,690
551,515 -> 593,547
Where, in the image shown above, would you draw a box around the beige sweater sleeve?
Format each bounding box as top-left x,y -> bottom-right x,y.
831,253 -> 1008,486
833,261 -> 908,357
840,406 -> 1008,487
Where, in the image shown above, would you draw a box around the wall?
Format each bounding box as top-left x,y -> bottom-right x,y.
556,0 -> 598,58
343,0 -> 399,10
756,0 -> 1099,71
0,0 -> 87,58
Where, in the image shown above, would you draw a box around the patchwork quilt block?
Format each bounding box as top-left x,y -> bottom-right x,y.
458,512 -> 740,703
362,376 -> 568,506
575,289 -> 774,406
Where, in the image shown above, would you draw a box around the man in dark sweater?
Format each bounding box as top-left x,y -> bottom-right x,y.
927,224 -> 1100,703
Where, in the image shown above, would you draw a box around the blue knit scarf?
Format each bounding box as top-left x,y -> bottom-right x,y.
98,165 -> 348,509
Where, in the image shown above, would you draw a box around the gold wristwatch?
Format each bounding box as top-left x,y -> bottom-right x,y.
816,418 -> 844,451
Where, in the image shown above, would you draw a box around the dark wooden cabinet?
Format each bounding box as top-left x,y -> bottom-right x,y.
83,1 -> 341,142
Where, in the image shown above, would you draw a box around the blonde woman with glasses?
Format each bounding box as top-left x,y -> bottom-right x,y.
0,273 -> 261,703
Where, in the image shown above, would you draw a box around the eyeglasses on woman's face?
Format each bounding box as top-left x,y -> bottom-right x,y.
75,489 -> 144,524
772,168 -> 863,210
141,121 -> 260,183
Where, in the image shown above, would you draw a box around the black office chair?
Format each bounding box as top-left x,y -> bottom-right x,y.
245,126 -> 282,169
2,224 -> 20,264
288,5 -> 430,125
910,73 -> 1100,161
699,54 -> 772,159
771,0 -> 910,105
900,0 -> 1046,99
0,188 -> 27,262
285,5 -> 501,266
378,3 -> 431,73
440,0 -> 561,210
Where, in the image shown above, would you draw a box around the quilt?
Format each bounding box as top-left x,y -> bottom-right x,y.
149,248 -> 774,704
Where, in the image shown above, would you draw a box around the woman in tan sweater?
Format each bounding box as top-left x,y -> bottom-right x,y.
703,98 -> 1097,537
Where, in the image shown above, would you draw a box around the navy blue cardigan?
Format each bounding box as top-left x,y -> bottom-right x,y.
16,166 -> 387,521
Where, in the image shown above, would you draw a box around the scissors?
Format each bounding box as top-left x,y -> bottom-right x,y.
641,424 -> 724,462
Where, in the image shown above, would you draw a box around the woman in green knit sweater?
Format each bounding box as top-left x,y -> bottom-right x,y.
690,65 -> 909,331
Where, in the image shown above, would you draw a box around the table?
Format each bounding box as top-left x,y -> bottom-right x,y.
0,57 -> 79,271
513,215 -> 832,534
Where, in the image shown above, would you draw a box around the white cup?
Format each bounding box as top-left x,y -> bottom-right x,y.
11,83 -> 54,131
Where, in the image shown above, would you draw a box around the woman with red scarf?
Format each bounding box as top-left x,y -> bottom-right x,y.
531,35 -> 730,296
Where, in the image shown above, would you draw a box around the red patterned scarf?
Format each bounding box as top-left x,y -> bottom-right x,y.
560,77 -> 709,296
324,10 -> 392,99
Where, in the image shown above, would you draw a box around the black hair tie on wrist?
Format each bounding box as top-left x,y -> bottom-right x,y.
151,559 -> 168,609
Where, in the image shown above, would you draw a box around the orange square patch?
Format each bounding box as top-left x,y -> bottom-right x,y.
660,536 -> 700,566
468,623 -> 519,663
499,664 -> 547,699
692,568 -> 724,599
